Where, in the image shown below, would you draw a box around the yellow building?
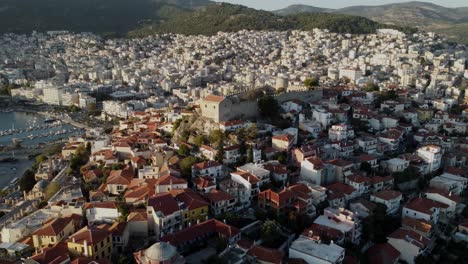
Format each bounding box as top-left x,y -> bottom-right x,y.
417,108 -> 434,122
32,215 -> 80,249
67,226 -> 112,260
171,189 -> 209,227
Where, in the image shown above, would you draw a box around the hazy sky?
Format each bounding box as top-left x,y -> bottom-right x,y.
219,0 -> 467,10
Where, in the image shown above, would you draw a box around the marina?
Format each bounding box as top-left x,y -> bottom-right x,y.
0,111 -> 85,189
0,111 -> 84,148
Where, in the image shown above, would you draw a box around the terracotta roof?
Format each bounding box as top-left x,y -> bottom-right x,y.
302,223 -> 343,241
388,228 -> 430,248
147,193 -> 181,216
203,94 -> 226,103
287,184 -> 312,200
231,171 -> 260,184
366,243 -> 400,264
424,187 -> 462,203
263,163 -> 288,174
327,182 -> 356,196
204,189 -> 233,203
84,201 -> 118,210
172,189 -> 209,210
372,190 -> 402,201
258,189 -> 294,208
247,245 -> 284,264
160,219 -> 240,246
347,174 -> 370,184
404,197 -> 449,215
30,242 -> 70,264
155,174 -> 187,186
127,211 -> 147,222
106,166 -> 134,185
370,175 -> 394,184
192,160 -> 221,171
193,176 -> 216,189
402,217 -> 432,235
33,216 -> 74,237
68,226 -> 111,245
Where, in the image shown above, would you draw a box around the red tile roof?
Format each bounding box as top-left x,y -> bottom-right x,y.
30,242 -> 70,264
247,245 -> 284,264
366,243 -> 400,264
424,187 -> 462,203
172,189 -> 209,210
372,190 -> 402,201
68,226 -> 111,245
302,223 -> 343,241
160,219 -> 240,246
404,197 -> 448,215
192,160 -> 221,171
327,182 -> 356,196
231,171 -> 260,184
204,189 -> 233,203
388,228 -> 430,248
204,95 -> 225,103
147,193 -> 181,216
32,216 -> 74,237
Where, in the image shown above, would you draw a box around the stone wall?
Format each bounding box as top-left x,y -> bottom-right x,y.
202,89 -> 323,122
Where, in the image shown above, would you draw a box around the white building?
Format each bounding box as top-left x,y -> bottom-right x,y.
370,190 -> 402,214
84,202 -> 120,224
387,228 -> 431,264
328,124 -> 354,141
42,86 -> 63,105
416,145 -> 442,173
314,207 -> 362,244
289,236 -> 345,264
429,173 -> 467,196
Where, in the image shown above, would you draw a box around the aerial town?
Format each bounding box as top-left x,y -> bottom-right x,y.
0,27 -> 467,264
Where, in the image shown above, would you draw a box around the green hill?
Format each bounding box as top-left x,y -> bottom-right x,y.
130,3 -> 414,37
0,0 -> 208,34
0,1 -> 415,38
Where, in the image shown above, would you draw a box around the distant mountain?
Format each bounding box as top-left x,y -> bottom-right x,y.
274,1 -> 468,43
130,3 -> 411,37
273,4 -> 329,16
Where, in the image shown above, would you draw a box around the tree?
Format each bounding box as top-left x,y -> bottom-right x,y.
69,145 -> 90,171
258,95 -> 279,118
215,139 -> 224,163
19,169 -> 36,192
179,156 -> 199,177
304,77 -> 319,88
260,220 -> 281,247
247,147 -> 254,163
209,130 -> 224,145
194,134 -> 205,147
178,144 -> 190,156
44,182 -> 60,201
360,161 -> 372,175
246,124 -> 258,140
363,82 -> 379,92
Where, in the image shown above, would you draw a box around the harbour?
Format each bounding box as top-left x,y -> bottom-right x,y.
0,110 -> 85,188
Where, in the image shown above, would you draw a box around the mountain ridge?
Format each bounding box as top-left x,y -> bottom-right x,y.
274,1 -> 468,43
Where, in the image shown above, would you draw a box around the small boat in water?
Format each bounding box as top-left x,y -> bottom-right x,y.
12,138 -> 23,144
44,117 -> 56,123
